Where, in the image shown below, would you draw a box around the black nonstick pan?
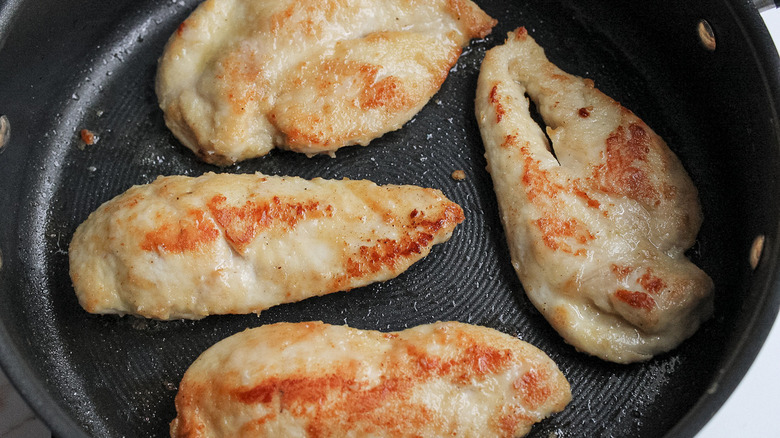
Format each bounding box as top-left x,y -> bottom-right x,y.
1,0 -> 779,436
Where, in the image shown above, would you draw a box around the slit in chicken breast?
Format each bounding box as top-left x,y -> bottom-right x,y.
475,27 -> 713,363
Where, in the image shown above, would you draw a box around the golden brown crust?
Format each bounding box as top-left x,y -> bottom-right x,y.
68,172 -> 463,319
156,0 -> 496,165
170,321 -> 570,437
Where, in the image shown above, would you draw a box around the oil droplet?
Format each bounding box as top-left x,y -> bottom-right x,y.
750,235 -> 765,270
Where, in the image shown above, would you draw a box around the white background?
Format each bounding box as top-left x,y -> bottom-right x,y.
0,7 -> 779,438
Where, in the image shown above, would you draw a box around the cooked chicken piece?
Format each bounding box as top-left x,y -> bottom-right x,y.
170,321 -> 571,438
475,28 -> 714,363
156,0 -> 496,165
69,172 -> 463,320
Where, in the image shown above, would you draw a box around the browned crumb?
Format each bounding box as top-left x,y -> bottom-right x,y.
451,169 -> 466,181
80,129 -> 98,146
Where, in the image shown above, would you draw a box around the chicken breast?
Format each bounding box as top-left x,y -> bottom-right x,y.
69,172 -> 463,320
156,0 -> 496,165
475,28 -> 714,363
170,321 -> 571,438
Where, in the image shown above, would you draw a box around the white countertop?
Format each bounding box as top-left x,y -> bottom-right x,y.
1,8 -> 779,438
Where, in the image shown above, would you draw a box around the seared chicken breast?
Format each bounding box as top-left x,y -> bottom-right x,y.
69,172 -> 463,320
475,28 -> 713,363
156,0 -> 496,165
170,321 -> 571,438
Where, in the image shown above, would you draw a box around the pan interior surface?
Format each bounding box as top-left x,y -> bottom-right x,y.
0,0 -> 778,437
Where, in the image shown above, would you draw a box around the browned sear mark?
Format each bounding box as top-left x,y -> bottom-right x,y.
207,195 -> 332,252
489,85 -> 505,122
615,289 -> 655,311
359,74 -> 410,111
638,268 -> 666,294
513,368 -> 553,410
141,209 -> 220,253
535,217 -> 593,256
592,123 -> 660,206
577,106 -> 593,118
345,204 -> 463,278
611,264 -> 634,282
333,204 -> 463,286
231,337 -> 537,436
520,146 -> 595,256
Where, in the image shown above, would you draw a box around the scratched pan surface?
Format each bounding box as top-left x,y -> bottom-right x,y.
0,0 -> 779,437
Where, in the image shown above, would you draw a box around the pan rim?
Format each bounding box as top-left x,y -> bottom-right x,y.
0,0 -> 778,437
664,1 -> 780,436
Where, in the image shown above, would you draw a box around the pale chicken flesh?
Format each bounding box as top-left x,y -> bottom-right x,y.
475,28 -> 713,363
170,321 -> 571,438
69,172 -> 463,320
156,0 -> 496,165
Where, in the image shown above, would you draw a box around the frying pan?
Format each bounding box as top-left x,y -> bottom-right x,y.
0,0 -> 778,436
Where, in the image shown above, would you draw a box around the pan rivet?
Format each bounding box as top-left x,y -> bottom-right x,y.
0,115 -> 9,153
750,235 -> 765,270
698,20 -> 716,51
